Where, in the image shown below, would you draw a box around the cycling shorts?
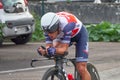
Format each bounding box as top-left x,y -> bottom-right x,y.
70,26 -> 89,62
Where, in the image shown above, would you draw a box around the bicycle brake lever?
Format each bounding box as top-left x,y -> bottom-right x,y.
41,46 -> 46,50
30,59 -> 39,67
30,57 -> 52,67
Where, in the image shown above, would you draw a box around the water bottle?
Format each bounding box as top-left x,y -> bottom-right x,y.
67,73 -> 74,80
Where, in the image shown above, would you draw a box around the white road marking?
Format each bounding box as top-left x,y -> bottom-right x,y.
0,65 -> 54,74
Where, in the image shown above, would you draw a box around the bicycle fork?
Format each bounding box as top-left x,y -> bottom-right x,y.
55,58 -> 69,80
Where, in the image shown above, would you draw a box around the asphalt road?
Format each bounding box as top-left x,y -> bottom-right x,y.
0,42 -> 120,80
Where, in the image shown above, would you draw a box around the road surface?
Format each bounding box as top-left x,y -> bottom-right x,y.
0,42 -> 120,80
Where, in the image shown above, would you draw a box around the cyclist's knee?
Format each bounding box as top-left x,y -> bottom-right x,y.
76,62 -> 87,74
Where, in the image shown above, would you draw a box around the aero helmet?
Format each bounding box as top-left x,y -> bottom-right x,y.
41,12 -> 59,33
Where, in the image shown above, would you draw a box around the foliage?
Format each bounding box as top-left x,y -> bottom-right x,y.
0,23 -> 2,38
31,12 -> 45,42
0,23 -> 4,38
87,21 -> 120,42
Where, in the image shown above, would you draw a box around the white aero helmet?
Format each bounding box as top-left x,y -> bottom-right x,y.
41,12 -> 59,33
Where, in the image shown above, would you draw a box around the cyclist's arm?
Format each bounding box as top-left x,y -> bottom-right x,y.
45,42 -> 69,55
54,22 -> 75,54
46,43 -> 52,49
55,43 -> 69,55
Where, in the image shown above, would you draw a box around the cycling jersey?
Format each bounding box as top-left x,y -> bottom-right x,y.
44,12 -> 89,62
45,12 -> 83,44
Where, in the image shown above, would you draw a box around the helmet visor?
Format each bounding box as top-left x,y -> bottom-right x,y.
42,22 -> 59,33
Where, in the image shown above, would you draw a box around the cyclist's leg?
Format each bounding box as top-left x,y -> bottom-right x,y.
73,26 -> 91,80
76,62 -> 91,80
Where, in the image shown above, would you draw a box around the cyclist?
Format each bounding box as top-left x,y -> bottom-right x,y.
38,11 -> 91,80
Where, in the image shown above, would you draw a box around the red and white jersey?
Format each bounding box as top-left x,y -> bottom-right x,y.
57,12 -> 83,37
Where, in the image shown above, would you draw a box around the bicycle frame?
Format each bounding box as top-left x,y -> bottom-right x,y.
56,56 -> 81,80
31,54 -> 79,80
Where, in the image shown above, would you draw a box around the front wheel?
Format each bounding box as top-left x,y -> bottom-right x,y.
42,67 -> 66,80
87,63 -> 100,80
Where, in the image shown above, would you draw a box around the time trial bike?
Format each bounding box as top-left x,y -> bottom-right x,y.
31,48 -> 100,80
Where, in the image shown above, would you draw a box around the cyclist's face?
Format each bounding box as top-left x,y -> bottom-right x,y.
48,30 -> 58,40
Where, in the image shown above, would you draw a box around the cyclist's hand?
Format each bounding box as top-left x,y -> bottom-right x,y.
47,47 -> 56,57
37,46 -> 46,56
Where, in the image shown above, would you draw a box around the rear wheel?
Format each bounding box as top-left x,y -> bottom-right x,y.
11,34 -> 32,45
87,63 -> 100,80
76,63 -> 100,80
42,67 -> 66,80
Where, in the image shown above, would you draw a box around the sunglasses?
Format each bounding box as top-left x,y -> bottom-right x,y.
42,22 -> 59,33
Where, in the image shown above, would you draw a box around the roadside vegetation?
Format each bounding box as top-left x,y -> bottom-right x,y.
31,12 -> 45,42
31,13 -> 120,42
87,21 -> 120,42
